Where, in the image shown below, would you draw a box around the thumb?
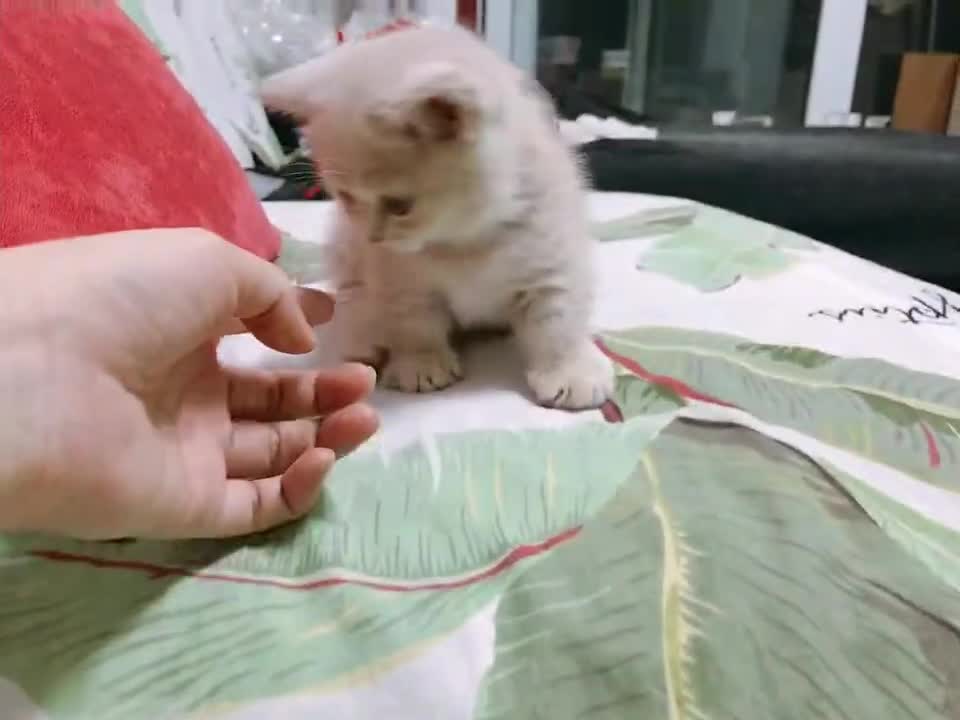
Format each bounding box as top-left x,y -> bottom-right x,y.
223,242 -> 320,354
222,287 -> 335,337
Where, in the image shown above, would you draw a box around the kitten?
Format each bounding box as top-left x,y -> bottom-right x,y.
262,25 -> 613,409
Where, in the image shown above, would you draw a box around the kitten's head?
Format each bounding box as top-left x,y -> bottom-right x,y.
262,28 -> 513,254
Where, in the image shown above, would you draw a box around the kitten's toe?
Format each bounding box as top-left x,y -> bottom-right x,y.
381,347 -> 464,393
527,340 -> 614,410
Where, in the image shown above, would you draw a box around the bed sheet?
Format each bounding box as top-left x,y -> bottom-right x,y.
3,193 -> 960,718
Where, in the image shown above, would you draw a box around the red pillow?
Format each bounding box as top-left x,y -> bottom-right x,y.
0,1 -> 280,260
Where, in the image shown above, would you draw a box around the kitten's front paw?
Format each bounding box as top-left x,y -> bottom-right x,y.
381,347 -> 464,393
527,341 -> 614,410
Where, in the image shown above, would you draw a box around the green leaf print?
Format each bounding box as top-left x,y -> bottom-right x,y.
635,205 -> 817,291
590,204 -> 699,242
828,463 -> 960,593
610,372 -> 686,418
474,423 -> 960,720
734,342 -> 836,369
638,227 -> 789,291
0,416 -> 677,719
600,326 -> 960,488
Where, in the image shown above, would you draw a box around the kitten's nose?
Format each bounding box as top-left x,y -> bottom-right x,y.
368,232 -> 384,244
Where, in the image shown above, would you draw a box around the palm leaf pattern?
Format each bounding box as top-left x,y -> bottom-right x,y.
0,418 -> 675,718
601,327 -> 960,487
474,424 -> 960,719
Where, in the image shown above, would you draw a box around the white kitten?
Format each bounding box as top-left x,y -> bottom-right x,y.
262,25 -> 613,409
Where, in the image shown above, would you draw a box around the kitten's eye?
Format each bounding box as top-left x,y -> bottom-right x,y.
382,196 -> 414,217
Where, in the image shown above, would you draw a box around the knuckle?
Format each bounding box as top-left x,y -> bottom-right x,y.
265,424 -> 284,469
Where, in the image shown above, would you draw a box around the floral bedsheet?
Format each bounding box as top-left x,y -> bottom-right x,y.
3,194 -> 960,719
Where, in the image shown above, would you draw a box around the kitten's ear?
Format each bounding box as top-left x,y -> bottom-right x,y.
260,58 -> 328,123
369,63 -> 485,143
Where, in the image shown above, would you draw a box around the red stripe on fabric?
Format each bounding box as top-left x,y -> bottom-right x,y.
595,338 -> 737,408
31,527 -> 581,592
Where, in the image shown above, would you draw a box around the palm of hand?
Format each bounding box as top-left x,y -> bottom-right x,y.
27,342 -> 230,538
1,230 -> 378,539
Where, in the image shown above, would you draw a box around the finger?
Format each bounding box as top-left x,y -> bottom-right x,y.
222,287 -> 334,336
223,243 -> 317,354
196,449 -> 335,538
226,418 -> 319,479
225,403 -> 379,478
227,363 -> 376,422
315,403 -> 380,458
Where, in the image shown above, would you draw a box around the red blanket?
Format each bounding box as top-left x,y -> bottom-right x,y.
0,1 -> 279,260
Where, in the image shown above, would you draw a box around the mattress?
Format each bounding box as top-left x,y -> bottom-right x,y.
2,193 -> 960,719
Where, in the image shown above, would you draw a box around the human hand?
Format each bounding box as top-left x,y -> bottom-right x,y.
0,228 -> 378,539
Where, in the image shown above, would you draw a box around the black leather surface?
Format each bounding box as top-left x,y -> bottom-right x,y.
581,128 -> 960,289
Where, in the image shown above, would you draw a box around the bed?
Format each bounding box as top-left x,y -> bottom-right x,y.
2,193 -> 960,719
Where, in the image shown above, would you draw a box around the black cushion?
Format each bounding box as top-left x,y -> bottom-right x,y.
581,128 -> 960,289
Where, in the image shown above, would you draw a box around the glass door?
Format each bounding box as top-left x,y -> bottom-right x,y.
529,0 -> 822,126
488,0 -> 873,128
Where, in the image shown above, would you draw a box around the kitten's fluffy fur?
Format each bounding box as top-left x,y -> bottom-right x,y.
263,25 -> 613,409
